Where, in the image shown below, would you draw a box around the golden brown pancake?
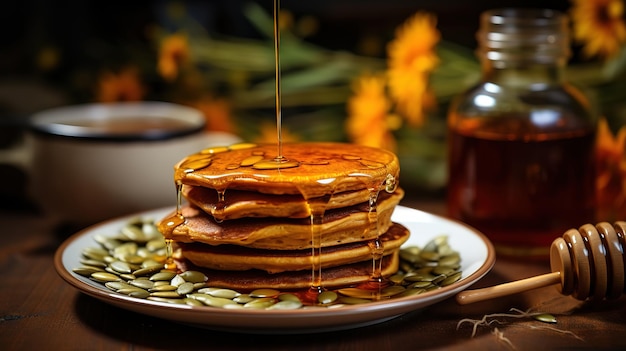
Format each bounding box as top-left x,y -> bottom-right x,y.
177,223 -> 409,273
175,251 -> 400,290
183,185 -> 378,220
165,189 -> 403,250
174,142 -> 400,198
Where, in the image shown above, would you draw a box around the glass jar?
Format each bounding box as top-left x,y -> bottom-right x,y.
446,8 -> 597,258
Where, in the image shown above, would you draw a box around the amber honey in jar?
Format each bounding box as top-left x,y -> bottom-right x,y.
446,8 -> 597,258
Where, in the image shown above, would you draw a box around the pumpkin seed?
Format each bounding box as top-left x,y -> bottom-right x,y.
150,284 -> 177,292
183,297 -> 204,306
179,271 -> 208,283
133,265 -> 163,277
201,288 -> 241,299
147,296 -> 185,304
146,239 -> 166,251
188,293 -> 237,308
120,273 -> 136,281
250,289 -> 280,298
90,272 -> 121,282
150,272 -> 176,281
130,279 -> 155,290
317,291 -> 338,304
121,225 -> 146,242
113,242 -> 138,258
266,300 -> 302,310
72,266 -> 105,277
82,247 -> 109,261
441,272 -> 462,286
408,281 -> 434,289
80,259 -> 108,268
110,261 -> 132,274
396,288 -> 426,297
279,293 -> 301,302
176,282 -> 195,295
243,297 -> 276,309
170,275 -> 186,287
388,274 -> 405,285
127,289 -> 151,299
150,291 -> 181,298
533,313 -> 557,324
105,281 -> 133,291
233,294 -> 255,304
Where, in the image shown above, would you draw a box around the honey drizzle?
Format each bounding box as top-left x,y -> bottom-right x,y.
214,189 -> 227,223
273,0 -> 284,162
159,181 -> 185,270
305,193 -> 332,295
367,190 -> 385,283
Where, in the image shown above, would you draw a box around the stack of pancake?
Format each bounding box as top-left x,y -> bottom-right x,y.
160,142 -> 409,290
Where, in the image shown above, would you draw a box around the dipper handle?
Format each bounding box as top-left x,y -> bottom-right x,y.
456,221 -> 626,304
456,272 -> 561,305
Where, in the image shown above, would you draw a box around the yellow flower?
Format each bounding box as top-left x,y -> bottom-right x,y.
570,0 -> 626,59
158,33 -> 190,81
595,117 -> 626,220
346,74 -> 398,152
387,12 -> 439,127
95,67 -> 145,102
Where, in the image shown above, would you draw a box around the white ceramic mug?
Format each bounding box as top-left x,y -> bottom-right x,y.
2,101 -> 240,226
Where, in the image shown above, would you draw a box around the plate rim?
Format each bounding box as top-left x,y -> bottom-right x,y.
54,205 -> 495,332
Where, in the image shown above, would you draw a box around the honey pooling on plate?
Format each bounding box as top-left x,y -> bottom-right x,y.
456,221 -> 626,304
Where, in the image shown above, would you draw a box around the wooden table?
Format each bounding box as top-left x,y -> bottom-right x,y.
1,200 -> 625,351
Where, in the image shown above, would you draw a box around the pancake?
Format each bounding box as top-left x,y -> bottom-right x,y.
175,251 -> 401,290
160,141 -> 407,290
165,188 -> 404,250
174,142 -> 400,198
183,185 -> 377,220
177,222 -> 409,273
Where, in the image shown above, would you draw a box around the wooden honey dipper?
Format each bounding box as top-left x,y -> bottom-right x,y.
456,221 -> 626,304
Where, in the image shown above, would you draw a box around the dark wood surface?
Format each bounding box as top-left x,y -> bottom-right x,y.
1,200 -> 625,351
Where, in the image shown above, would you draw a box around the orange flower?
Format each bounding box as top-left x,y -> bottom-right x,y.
346,74 -> 399,152
188,95 -> 235,133
158,33 -> 190,81
95,66 -> 145,102
570,0 -> 626,59
595,117 -> 626,220
387,12 -> 439,127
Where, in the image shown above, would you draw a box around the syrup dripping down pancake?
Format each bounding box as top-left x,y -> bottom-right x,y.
164,189 -> 403,250
177,223 -> 409,273
175,251 -> 401,290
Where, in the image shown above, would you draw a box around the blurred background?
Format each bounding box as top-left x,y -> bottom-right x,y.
3,0 -> 625,217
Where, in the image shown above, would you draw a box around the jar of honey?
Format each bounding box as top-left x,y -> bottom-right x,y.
446,8 -> 597,258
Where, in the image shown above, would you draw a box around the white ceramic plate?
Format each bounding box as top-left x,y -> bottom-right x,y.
54,206 -> 495,333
